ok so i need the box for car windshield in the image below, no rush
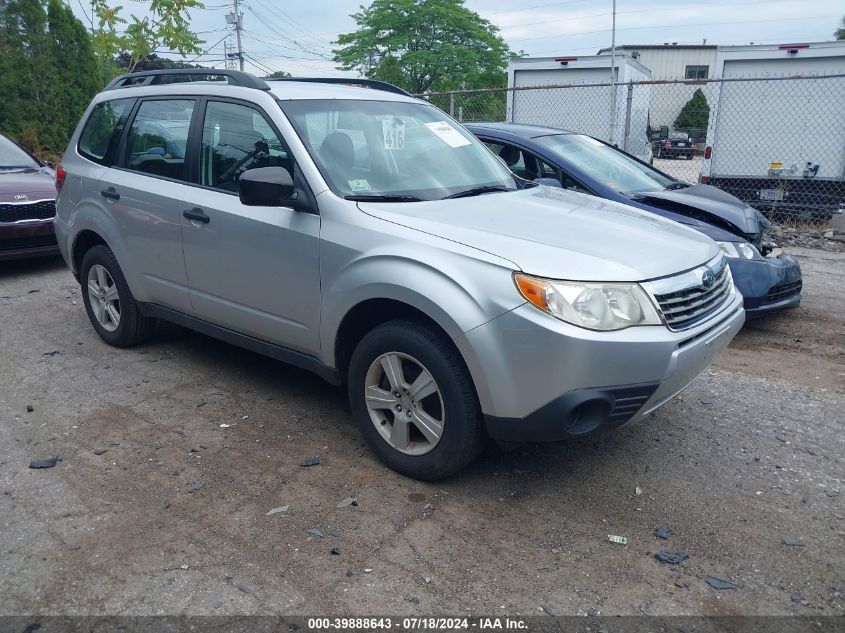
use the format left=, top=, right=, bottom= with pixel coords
left=0, top=135, right=39, bottom=170
left=534, top=133, right=675, bottom=193
left=279, top=99, right=518, bottom=200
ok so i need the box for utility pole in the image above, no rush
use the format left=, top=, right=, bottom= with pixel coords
left=226, top=0, right=244, bottom=71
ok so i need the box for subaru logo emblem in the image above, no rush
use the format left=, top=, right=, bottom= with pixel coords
left=701, top=269, right=715, bottom=288
left=13, top=193, right=28, bottom=200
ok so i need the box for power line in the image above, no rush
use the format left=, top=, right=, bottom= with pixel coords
left=509, top=13, right=840, bottom=42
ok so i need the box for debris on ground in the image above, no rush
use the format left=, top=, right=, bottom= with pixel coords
left=654, top=549, right=689, bottom=565
left=675, top=581, right=691, bottom=589
left=219, top=474, right=234, bottom=484
left=185, top=481, right=205, bottom=493
left=706, top=575, right=738, bottom=590
left=29, top=455, right=60, bottom=469
left=266, top=506, right=289, bottom=516
left=93, top=448, right=107, bottom=456
left=300, top=455, right=320, bottom=467
left=337, top=496, right=358, bottom=508
left=782, top=537, right=806, bottom=546
left=307, top=528, right=340, bottom=539
left=370, top=543, right=381, bottom=554
left=539, top=604, right=554, bottom=616
left=219, top=423, right=232, bottom=429
left=607, top=535, right=627, bottom=545
left=363, top=568, right=373, bottom=573
left=26, top=405, right=33, bottom=413
left=587, top=608, right=599, bottom=616
left=330, top=547, right=340, bottom=555
left=635, top=487, right=643, bottom=496
left=655, top=525, right=674, bottom=540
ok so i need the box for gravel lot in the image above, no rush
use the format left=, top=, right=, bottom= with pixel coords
left=652, top=155, right=703, bottom=183
left=1, top=247, right=843, bottom=616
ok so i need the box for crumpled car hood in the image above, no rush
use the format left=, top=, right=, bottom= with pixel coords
left=632, top=183, right=768, bottom=239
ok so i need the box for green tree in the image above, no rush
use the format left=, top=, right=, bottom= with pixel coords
left=674, top=88, right=710, bottom=134
left=0, top=0, right=100, bottom=158
left=835, top=15, right=845, bottom=39
left=91, top=0, right=205, bottom=77
left=268, top=69, right=292, bottom=78
left=333, top=0, right=511, bottom=94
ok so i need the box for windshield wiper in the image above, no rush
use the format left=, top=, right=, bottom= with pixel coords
left=442, top=185, right=512, bottom=200
left=344, top=194, right=423, bottom=202
left=664, top=182, right=691, bottom=190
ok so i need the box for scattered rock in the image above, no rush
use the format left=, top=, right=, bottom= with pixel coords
left=337, top=496, right=358, bottom=508
left=654, top=549, right=689, bottom=565
left=93, top=448, right=107, bottom=456
left=422, top=503, right=432, bottom=512
left=345, top=570, right=353, bottom=577
left=307, top=528, right=326, bottom=538
left=330, top=547, right=341, bottom=555
left=675, top=581, right=691, bottom=589
left=266, top=506, right=288, bottom=516
left=655, top=525, right=674, bottom=540
left=29, top=455, right=60, bottom=469
left=782, top=537, right=805, bottom=546
left=26, top=405, right=34, bottom=413
left=219, top=423, right=231, bottom=429
left=408, top=596, right=420, bottom=605
left=539, top=604, right=554, bottom=616
left=587, top=608, right=598, bottom=616
left=42, top=350, right=61, bottom=356
left=791, top=594, right=805, bottom=604
left=706, top=575, right=738, bottom=590
left=635, top=487, right=643, bottom=496
left=300, top=455, right=320, bottom=467
left=363, top=568, right=373, bottom=573
left=219, top=474, right=234, bottom=484
left=185, top=481, right=205, bottom=493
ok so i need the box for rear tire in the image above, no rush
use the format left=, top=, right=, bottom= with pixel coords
left=347, top=320, right=485, bottom=480
left=80, top=245, right=156, bottom=347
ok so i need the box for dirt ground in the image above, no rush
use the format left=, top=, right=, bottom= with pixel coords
left=0, top=247, right=842, bottom=617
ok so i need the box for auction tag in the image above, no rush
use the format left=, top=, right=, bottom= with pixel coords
left=348, top=178, right=371, bottom=192
left=425, top=121, right=471, bottom=148
left=382, top=118, right=405, bottom=150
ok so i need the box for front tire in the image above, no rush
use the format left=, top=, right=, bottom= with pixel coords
left=347, top=320, right=485, bottom=480
left=80, top=245, right=156, bottom=347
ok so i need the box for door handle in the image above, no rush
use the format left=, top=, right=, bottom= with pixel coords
left=183, top=208, right=210, bottom=224
left=100, top=188, right=120, bottom=201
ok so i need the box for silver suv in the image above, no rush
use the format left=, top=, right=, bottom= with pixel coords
left=55, top=70, right=744, bottom=480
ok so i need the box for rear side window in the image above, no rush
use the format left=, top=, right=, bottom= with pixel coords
left=78, top=99, right=134, bottom=165
left=123, top=99, right=195, bottom=181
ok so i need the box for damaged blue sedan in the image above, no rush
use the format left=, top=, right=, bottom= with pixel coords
left=467, top=123, right=802, bottom=317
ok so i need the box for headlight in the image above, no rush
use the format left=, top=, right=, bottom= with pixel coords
left=514, top=274, right=662, bottom=331
left=718, top=241, right=757, bottom=259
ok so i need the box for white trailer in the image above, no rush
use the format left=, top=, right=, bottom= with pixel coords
left=700, top=41, right=845, bottom=220
left=506, top=55, right=653, bottom=163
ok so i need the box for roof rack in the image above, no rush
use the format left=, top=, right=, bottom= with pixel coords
left=104, top=69, right=270, bottom=91
left=266, top=77, right=411, bottom=97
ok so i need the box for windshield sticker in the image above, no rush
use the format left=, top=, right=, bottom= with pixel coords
left=382, top=118, right=406, bottom=150
left=424, top=121, right=471, bottom=148
left=348, top=178, right=371, bottom=192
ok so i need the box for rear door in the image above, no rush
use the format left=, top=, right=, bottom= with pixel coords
left=179, top=98, right=321, bottom=354
left=96, top=97, right=197, bottom=313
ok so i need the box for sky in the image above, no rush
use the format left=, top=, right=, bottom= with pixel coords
left=67, top=0, right=843, bottom=78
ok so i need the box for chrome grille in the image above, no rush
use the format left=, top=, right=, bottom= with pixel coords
left=0, top=199, right=56, bottom=223
left=650, top=257, right=733, bottom=331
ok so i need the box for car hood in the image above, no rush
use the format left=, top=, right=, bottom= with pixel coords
left=0, top=167, right=56, bottom=203
left=631, top=184, right=768, bottom=239
left=358, top=187, right=719, bottom=282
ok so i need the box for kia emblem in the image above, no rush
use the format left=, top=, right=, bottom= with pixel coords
left=13, top=193, right=28, bottom=200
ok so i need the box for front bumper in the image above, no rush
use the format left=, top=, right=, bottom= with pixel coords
left=456, top=292, right=744, bottom=443
left=0, top=219, right=58, bottom=261
left=728, top=252, right=802, bottom=316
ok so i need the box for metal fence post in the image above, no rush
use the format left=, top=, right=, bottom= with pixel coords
left=623, top=82, right=633, bottom=153
left=449, top=92, right=455, bottom=118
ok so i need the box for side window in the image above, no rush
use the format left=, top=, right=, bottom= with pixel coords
left=78, top=99, right=134, bottom=165
left=200, top=101, right=292, bottom=193
left=561, top=171, right=591, bottom=194
left=123, top=99, right=195, bottom=181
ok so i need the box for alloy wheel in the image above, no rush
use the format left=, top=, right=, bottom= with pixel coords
left=364, top=352, right=445, bottom=456
left=87, top=264, right=121, bottom=332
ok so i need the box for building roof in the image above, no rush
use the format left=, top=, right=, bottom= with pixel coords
left=598, top=44, right=718, bottom=51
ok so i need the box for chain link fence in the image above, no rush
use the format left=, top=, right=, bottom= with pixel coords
left=417, top=74, right=845, bottom=227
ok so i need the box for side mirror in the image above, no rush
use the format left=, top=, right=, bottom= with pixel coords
left=533, top=177, right=562, bottom=188
left=238, top=166, right=296, bottom=207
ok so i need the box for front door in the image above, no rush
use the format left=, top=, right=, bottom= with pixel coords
left=180, top=99, right=321, bottom=355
